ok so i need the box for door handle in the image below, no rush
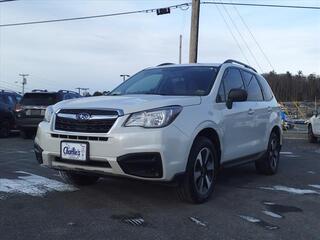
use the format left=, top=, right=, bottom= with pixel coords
left=267, top=107, right=272, bottom=113
left=248, top=109, right=255, bottom=115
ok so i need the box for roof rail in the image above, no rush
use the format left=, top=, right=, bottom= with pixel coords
left=157, top=63, right=175, bottom=67
left=32, top=89, right=48, bottom=92
left=223, top=59, right=257, bottom=72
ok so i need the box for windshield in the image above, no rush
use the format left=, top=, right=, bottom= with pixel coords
left=21, top=93, right=59, bottom=106
left=110, top=66, right=219, bottom=96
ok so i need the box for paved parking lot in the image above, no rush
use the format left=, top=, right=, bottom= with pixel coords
left=0, top=128, right=319, bottom=240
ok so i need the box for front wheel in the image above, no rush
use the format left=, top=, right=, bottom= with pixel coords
left=255, top=132, right=280, bottom=175
left=59, top=171, right=100, bottom=186
left=308, top=125, right=318, bottom=143
left=177, top=136, right=218, bottom=204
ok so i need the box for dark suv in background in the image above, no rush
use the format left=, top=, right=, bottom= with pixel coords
left=0, top=90, right=22, bottom=137
left=16, top=90, right=81, bottom=138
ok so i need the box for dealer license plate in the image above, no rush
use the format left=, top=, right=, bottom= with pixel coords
left=60, top=141, right=88, bottom=161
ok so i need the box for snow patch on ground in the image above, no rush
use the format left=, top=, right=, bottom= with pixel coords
left=260, top=185, right=320, bottom=195
left=239, top=215, right=261, bottom=223
left=309, top=185, right=320, bottom=189
left=280, top=152, right=293, bottom=155
left=262, top=210, right=283, bottom=219
left=189, top=217, right=207, bottom=227
left=0, top=171, right=78, bottom=198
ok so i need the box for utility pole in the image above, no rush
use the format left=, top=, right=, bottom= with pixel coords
left=120, top=74, right=130, bottom=82
left=179, top=34, right=182, bottom=64
left=189, top=0, right=200, bottom=63
left=19, top=74, right=29, bottom=95
left=75, top=87, right=89, bottom=96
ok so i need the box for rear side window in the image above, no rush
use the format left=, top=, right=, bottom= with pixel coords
left=222, top=68, right=245, bottom=97
left=0, top=95, right=7, bottom=104
left=7, top=95, right=16, bottom=105
left=241, top=70, right=264, bottom=101
left=21, top=93, right=59, bottom=106
left=0, top=95, right=10, bottom=105
left=257, top=75, right=273, bottom=101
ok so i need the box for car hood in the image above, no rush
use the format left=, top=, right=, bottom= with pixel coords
left=53, top=95, right=201, bottom=114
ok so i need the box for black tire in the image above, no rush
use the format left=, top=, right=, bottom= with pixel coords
left=59, top=170, right=100, bottom=186
left=308, top=124, right=318, bottom=143
left=255, top=132, right=280, bottom=175
left=0, top=120, right=10, bottom=138
left=177, top=136, right=218, bottom=204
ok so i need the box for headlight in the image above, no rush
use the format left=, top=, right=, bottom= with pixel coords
left=124, top=106, right=182, bottom=128
left=44, top=105, right=54, bottom=122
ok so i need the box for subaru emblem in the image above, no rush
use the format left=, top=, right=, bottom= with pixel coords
left=76, top=112, right=91, bottom=120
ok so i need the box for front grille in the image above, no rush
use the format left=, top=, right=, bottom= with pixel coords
left=55, top=109, right=119, bottom=133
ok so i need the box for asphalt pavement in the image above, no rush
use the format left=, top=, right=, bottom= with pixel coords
left=0, top=128, right=319, bottom=240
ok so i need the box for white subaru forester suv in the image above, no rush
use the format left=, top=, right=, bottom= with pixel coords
left=35, top=60, right=282, bottom=203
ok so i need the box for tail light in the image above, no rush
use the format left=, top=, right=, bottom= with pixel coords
left=15, top=103, right=23, bottom=112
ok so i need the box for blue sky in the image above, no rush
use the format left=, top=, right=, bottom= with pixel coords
left=0, top=0, right=319, bottom=93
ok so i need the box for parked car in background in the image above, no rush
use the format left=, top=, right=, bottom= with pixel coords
left=280, top=111, right=295, bottom=130
left=0, top=90, right=22, bottom=137
left=308, top=110, right=320, bottom=143
left=35, top=60, right=282, bottom=203
left=16, top=90, right=81, bottom=138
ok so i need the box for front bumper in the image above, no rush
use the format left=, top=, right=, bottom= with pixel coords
left=34, top=117, right=190, bottom=181
left=16, top=117, right=43, bottom=129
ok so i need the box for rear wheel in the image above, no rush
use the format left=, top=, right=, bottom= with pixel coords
left=255, top=132, right=280, bottom=175
left=308, top=124, right=318, bottom=143
left=177, top=136, right=218, bottom=203
left=59, top=170, right=100, bottom=186
left=0, top=120, right=10, bottom=138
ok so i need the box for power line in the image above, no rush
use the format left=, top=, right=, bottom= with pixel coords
left=1, top=1, right=319, bottom=27
left=214, top=3, right=251, bottom=65
left=219, top=1, right=263, bottom=72
left=0, top=3, right=191, bottom=27
left=0, top=80, right=31, bottom=92
left=202, top=2, right=320, bottom=10
left=230, top=3, right=275, bottom=70
left=0, top=0, right=18, bottom=3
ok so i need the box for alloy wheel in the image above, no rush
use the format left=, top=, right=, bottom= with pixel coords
left=194, top=147, right=214, bottom=195
left=269, top=137, right=279, bottom=170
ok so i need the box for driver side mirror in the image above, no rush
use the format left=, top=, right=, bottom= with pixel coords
left=226, top=88, right=248, bottom=109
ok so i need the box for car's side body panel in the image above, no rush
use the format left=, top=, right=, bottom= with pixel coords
left=310, top=115, right=320, bottom=136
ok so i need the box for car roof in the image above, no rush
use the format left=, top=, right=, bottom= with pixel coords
left=0, top=90, right=21, bottom=96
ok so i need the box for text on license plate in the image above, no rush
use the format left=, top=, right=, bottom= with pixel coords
left=61, top=141, right=88, bottom=161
